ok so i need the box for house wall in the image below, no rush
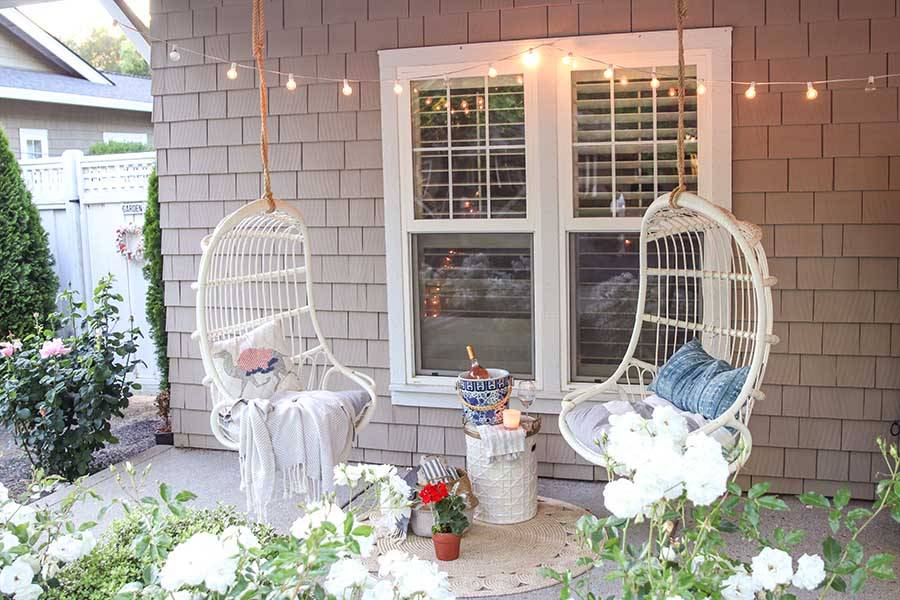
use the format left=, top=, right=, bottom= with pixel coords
left=151, top=0, right=900, bottom=499
left=1, top=99, right=153, bottom=159
left=0, top=25, right=57, bottom=73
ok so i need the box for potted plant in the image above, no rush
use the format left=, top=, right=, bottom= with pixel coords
left=418, top=481, right=469, bottom=561
left=154, top=389, right=174, bottom=445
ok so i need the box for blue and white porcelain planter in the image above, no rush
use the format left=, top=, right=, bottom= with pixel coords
left=457, top=368, right=512, bottom=426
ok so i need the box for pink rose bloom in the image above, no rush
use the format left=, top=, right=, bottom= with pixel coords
left=39, top=338, right=71, bottom=359
left=0, top=340, right=21, bottom=358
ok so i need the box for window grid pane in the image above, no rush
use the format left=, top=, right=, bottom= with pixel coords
left=412, top=74, right=526, bottom=220
left=573, top=66, right=698, bottom=218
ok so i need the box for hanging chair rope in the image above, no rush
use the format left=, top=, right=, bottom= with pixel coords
left=670, top=0, right=688, bottom=208
left=251, top=0, right=275, bottom=212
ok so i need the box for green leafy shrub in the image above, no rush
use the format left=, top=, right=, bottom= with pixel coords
left=142, top=169, right=168, bottom=394
left=46, top=504, right=275, bottom=600
left=0, top=276, right=141, bottom=480
left=0, top=128, right=58, bottom=337
left=86, top=140, right=153, bottom=155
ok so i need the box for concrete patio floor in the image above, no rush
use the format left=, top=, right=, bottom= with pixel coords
left=36, top=445, right=900, bottom=599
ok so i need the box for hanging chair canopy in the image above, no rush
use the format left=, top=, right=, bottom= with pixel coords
left=558, top=191, right=777, bottom=471
left=194, top=198, right=377, bottom=452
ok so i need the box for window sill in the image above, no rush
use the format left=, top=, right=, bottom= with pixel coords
left=389, top=382, right=619, bottom=414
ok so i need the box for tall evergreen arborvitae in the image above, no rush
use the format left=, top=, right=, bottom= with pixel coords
left=142, top=168, right=168, bottom=389
left=0, top=128, right=58, bottom=337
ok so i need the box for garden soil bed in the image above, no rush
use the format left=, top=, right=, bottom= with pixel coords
left=0, top=395, right=158, bottom=497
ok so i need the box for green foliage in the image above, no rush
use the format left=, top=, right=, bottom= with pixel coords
left=431, top=491, right=469, bottom=536
left=0, top=128, right=58, bottom=337
left=0, top=276, right=141, bottom=480
left=46, top=504, right=275, bottom=600
left=86, top=140, right=153, bottom=155
left=142, top=169, right=167, bottom=393
left=68, top=28, right=150, bottom=76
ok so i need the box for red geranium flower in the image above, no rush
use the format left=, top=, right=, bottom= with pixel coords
left=418, top=481, right=449, bottom=505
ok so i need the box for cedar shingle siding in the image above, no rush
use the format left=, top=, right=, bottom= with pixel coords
left=151, top=0, right=900, bottom=499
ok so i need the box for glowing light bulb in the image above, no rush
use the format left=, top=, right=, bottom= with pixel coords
left=393, top=80, right=403, bottom=95
left=619, top=75, right=629, bottom=86
left=603, top=65, right=614, bottom=79
left=668, top=87, right=677, bottom=97
left=286, top=74, right=297, bottom=91
left=865, top=75, right=876, bottom=92
left=342, top=79, right=353, bottom=96
left=522, top=48, right=539, bottom=68
left=562, top=52, right=574, bottom=66
left=168, top=44, right=181, bottom=62
left=516, top=75, right=523, bottom=84
left=488, top=65, right=498, bottom=78
left=805, top=81, right=818, bottom=100
left=226, top=62, right=238, bottom=80
left=744, top=81, right=757, bottom=99
left=697, top=81, right=707, bottom=95
left=650, top=70, right=660, bottom=89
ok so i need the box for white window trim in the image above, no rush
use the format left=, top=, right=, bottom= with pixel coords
left=19, top=128, right=48, bottom=159
left=379, top=28, right=732, bottom=412
left=103, top=132, right=149, bottom=144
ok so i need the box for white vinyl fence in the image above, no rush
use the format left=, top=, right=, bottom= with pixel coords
left=20, top=150, right=159, bottom=391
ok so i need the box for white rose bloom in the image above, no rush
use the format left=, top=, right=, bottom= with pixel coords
left=291, top=501, right=347, bottom=540
left=750, top=547, right=794, bottom=591
left=366, top=464, right=397, bottom=481
left=721, top=573, right=759, bottom=600
left=354, top=528, right=376, bottom=558
left=159, top=533, right=220, bottom=590
left=13, top=583, right=41, bottom=600
left=792, top=553, right=826, bottom=590
left=377, top=550, right=410, bottom=578
left=324, top=558, right=372, bottom=600
left=659, top=546, right=677, bottom=562
left=602, top=478, right=647, bottom=519
left=203, top=555, right=238, bottom=594
left=170, top=592, right=193, bottom=600
left=80, top=531, right=97, bottom=556
left=0, top=559, right=34, bottom=595
left=362, top=579, right=395, bottom=600
left=633, top=452, right=684, bottom=503
left=684, top=460, right=728, bottom=506
left=651, top=405, right=689, bottom=446
left=0, top=531, right=20, bottom=551
left=221, top=525, right=259, bottom=556
left=334, top=464, right=365, bottom=488
left=0, top=503, right=36, bottom=528
left=47, top=535, right=86, bottom=563
left=393, top=558, right=452, bottom=599
left=684, top=433, right=727, bottom=468
left=606, top=413, right=654, bottom=471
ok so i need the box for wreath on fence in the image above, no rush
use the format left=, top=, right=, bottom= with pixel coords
left=115, top=223, right=144, bottom=261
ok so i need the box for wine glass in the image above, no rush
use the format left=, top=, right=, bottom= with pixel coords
left=517, top=380, right=536, bottom=417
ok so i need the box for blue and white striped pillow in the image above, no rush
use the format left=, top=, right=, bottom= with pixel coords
left=649, top=339, right=750, bottom=420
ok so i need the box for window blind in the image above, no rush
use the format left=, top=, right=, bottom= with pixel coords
left=573, top=66, right=699, bottom=218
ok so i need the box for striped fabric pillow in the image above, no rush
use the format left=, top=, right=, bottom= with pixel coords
left=649, top=339, right=750, bottom=420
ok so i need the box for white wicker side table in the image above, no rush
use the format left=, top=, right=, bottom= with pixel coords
left=464, top=417, right=540, bottom=525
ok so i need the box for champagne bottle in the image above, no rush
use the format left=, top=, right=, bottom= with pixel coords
left=465, top=345, right=490, bottom=379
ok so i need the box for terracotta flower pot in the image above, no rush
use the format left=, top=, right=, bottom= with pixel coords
left=432, top=532, right=461, bottom=561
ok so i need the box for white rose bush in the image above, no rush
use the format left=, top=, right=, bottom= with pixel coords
left=0, top=472, right=99, bottom=599
left=543, top=407, right=900, bottom=599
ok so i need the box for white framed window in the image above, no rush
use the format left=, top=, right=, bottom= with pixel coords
left=102, top=132, right=149, bottom=144
left=379, top=29, right=732, bottom=411
left=19, top=128, right=48, bottom=159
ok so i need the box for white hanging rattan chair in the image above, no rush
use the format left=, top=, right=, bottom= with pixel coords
left=559, top=191, right=778, bottom=472
left=194, top=197, right=377, bottom=454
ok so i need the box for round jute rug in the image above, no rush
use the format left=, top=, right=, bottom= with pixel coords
left=369, top=498, right=592, bottom=597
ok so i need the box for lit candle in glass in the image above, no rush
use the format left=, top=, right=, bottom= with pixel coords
left=502, top=409, right=521, bottom=430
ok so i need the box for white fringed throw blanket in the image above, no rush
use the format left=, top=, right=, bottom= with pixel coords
left=239, top=389, right=355, bottom=521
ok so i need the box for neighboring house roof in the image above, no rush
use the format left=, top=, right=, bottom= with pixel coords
left=0, top=7, right=151, bottom=112
left=0, top=66, right=151, bottom=111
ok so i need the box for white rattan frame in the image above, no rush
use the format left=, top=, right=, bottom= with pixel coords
left=194, top=198, right=377, bottom=452
left=558, top=191, right=777, bottom=471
